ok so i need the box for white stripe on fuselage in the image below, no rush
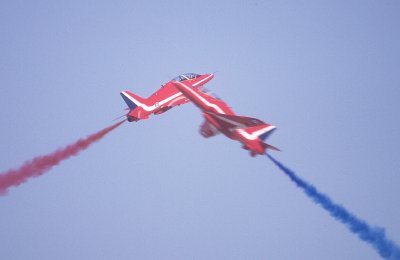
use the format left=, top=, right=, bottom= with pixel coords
left=211, top=113, right=247, bottom=128
left=175, top=82, right=225, bottom=114
left=122, top=91, right=182, bottom=112
left=122, top=75, right=212, bottom=112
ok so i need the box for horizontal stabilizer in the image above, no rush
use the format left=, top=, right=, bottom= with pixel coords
left=263, top=142, right=281, bottom=152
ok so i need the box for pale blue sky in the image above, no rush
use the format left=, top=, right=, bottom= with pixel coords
left=1, top=1, right=400, bottom=259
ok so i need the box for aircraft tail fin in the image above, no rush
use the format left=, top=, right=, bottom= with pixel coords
left=120, top=91, right=146, bottom=110
left=258, top=126, right=276, bottom=141
left=242, top=124, right=276, bottom=141
left=243, top=124, right=281, bottom=152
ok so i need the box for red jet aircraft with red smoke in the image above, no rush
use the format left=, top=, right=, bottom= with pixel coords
left=120, top=73, right=214, bottom=122
left=173, top=81, right=280, bottom=157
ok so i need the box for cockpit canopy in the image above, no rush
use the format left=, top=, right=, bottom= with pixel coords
left=173, top=73, right=201, bottom=82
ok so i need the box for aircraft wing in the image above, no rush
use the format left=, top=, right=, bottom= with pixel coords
left=163, top=95, right=189, bottom=107
left=148, top=82, right=191, bottom=114
left=205, top=112, right=267, bottom=128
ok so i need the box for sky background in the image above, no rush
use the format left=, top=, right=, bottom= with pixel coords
left=1, top=1, right=400, bottom=259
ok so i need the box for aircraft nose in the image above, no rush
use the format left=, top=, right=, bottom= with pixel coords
left=204, top=73, right=214, bottom=82
left=193, top=73, right=215, bottom=87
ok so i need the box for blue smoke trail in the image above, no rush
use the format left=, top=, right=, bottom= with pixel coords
left=266, top=153, right=400, bottom=259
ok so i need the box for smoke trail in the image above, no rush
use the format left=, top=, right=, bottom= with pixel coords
left=0, top=120, right=125, bottom=195
left=266, top=153, right=400, bottom=260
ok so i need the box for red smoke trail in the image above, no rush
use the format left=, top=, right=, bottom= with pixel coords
left=0, top=120, right=125, bottom=195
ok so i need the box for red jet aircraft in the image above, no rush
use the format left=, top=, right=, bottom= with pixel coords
left=173, top=81, right=280, bottom=157
left=121, top=73, right=214, bottom=122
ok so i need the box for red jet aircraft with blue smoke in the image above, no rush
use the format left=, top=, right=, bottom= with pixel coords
left=120, top=73, right=214, bottom=122
left=173, top=81, right=280, bottom=157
